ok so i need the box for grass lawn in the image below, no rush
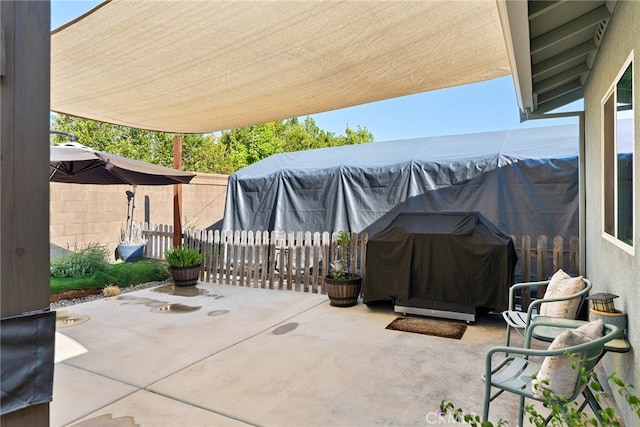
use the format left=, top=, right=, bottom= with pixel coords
left=50, top=260, right=170, bottom=294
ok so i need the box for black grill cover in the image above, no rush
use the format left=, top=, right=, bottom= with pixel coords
left=363, top=212, right=517, bottom=310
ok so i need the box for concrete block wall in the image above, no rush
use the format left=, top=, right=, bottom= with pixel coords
left=50, top=173, right=228, bottom=259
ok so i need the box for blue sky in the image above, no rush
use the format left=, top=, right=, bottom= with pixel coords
left=52, top=1, right=580, bottom=142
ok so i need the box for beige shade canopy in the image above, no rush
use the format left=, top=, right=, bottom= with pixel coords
left=51, top=0, right=510, bottom=134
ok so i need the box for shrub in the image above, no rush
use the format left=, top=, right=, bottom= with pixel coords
left=102, top=284, right=121, bottom=297
left=50, top=261, right=170, bottom=294
left=165, top=246, right=203, bottom=267
left=50, top=243, right=110, bottom=278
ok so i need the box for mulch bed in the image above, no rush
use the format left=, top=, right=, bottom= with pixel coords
left=50, top=288, right=103, bottom=304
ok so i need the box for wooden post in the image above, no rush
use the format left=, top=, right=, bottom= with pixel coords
left=173, top=136, right=183, bottom=247
left=1, top=1, right=52, bottom=424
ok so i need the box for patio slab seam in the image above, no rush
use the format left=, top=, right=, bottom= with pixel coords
left=135, top=389, right=257, bottom=427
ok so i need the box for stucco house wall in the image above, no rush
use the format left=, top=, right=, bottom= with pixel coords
left=50, top=173, right=228, bottom=259
left=583, top=0, right=639, bottom=422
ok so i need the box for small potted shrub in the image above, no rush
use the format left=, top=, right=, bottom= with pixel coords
left=165, top=246, right=203, bottom=287
left=324, top=231, right=362, bottom=307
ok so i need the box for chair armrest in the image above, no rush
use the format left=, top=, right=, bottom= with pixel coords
left=507, top=280, right=551, bottom=309
left=486, top=322, right=620, bottom=377
left=524, top=279, right=593, bottom=319
left=525, top=318, right=618, bottom=348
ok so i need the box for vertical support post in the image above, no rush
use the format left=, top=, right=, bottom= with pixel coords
left=577, top=112, right=586, bottom=275
left=1, top=1, right=52, bottom=424
left=173, top=135, right=183, bottom=248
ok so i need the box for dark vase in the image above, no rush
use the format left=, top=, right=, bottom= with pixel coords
left=169, top=264, right=201, bottom=287
left=324, top=274, right=363, bottom=307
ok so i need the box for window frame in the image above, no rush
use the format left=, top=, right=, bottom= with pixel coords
left=601, top=52, right=635, bottom=254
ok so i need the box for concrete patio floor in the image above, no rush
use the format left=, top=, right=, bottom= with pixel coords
left=52, top=282, right=524, bottom=426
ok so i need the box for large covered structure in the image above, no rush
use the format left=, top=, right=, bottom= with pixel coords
left=223, top=123, right=579, bottom=241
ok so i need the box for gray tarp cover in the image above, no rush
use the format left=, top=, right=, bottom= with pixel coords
left=222, top=123, right=578, bottom=240
left=1, top=310, right=55, bottom=415
left=363, top=212, right=517, bottom=309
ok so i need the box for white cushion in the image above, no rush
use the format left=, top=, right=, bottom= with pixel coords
left=532, top=319, right=604, bottom=398
left=539, top=269, right=585, bottom=318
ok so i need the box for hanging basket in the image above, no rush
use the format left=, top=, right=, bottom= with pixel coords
left=324, top=274, right=362, bottom=307
left=169, top=264, right=201, bottom=287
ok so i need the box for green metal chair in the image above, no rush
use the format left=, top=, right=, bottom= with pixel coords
left=483, top=319, right=619, bottom=426
left=502, top=277, right=592, bottom=346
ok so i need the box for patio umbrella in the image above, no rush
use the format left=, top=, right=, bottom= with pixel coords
left=49, top=143, right=195, bottom=185
left=50, top=142, right=196, bottom=256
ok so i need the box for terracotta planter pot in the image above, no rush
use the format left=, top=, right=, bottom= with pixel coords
left=324, top=274, right=362, bottom=307
left=169, top=264, right=201, bottom=287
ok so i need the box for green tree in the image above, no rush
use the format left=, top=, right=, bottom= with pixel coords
left=217, top=117, right=374, bottom=170
left=51, top=114, right=374, bottom=174
left=51, top=114, right=215, bottom=171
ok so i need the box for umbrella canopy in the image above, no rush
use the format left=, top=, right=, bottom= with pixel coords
left=49, top=143, right=195, bottom=185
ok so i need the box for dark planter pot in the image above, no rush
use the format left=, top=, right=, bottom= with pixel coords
left=169, top=264, right=202, bottom=287
left=324, top=274, right=362, bottom=307
left=117, top=244, right=145, bottom=263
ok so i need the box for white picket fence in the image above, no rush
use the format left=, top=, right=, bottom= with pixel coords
left=182, top=229, right=367, bottom=294
left=140, top=221, right=579, bottom=298
left=141, top=222, right=367, bottom=294
left=141, top=222, right=174, bottom=260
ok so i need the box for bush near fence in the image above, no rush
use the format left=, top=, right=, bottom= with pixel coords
left=140, top=221, right=578, bottom=300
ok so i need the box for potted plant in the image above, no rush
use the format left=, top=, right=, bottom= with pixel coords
left=165, top=246, right=203, bottom=287
left=116, top=185, right=147, bottom=262
left=324, top=231, right=363, bottom=307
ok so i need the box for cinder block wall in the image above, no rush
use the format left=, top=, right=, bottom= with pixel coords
left=50, top=173, right=228, bottom=259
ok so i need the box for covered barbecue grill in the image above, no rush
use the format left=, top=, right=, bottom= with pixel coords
left=363, top=212, right=517, bottom=322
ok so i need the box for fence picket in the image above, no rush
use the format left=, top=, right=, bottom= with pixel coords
left=233, top=230, right=241, bottom=285
left=536, top=235, right=547, bottom=283
left=570, top=236, right=579, bottom=274
left=212, top=230, right=220, bottom=283
left=277, top=232, right=286, bottom=290
left=303, top=232, right=311, bottom=293
left=268, top=231, right=277, bottom=289
left=258, top=231, right=267, bottom=288
left=203, top=230, right=211, bottom=282
left=294, top=232, right=303, bottom=291
left=553, top=236, right=564, bottom=272
left=311, top=232, right=321, bottom=293
left=226, top=231, right=233, bottom=285
left=238, top=230, right=247, bottom=286
left=246, top=230, right=253, bottom=285
left=321, top=232, right=330, bottom=294
left=286, top=231, right=294, bottom=291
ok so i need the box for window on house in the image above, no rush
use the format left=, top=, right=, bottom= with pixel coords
left=603, top=58, right=634, bottom=248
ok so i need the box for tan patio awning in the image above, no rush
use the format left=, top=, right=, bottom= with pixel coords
left=51, top=0, right=510, bottom=134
